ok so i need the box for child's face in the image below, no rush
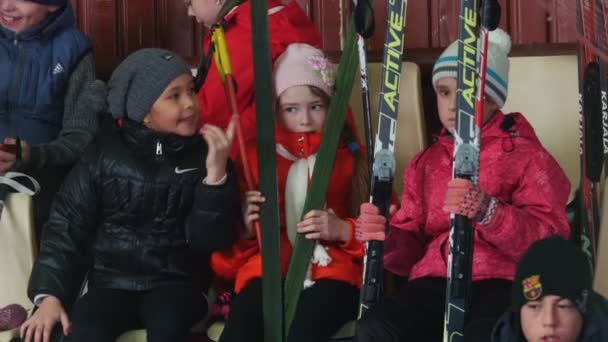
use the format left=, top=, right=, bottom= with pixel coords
left=277, top=85, right=327, bottom=134
left=0, top=0, right=58, bottom=33
left=185, top=0, right=222, bottom=28
left=144, top=74, right=200, bottom=137
left=520, top=295, right=583, bottom=342
left=435, top=77, right=499, bottom=134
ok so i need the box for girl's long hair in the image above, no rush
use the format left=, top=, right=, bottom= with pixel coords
left=278, top=85, right=369, bottom=218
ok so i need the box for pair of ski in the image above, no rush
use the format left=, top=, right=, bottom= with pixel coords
left=356, top=1, right=501, bottom=342
left=575, top=0, right=608, bottom=278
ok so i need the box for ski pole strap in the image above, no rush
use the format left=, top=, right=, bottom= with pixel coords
left=354, top=0, right=375, bottom=38
left=283, top=19, right=360, bottom=333
left=250, top=0, right=284, bottom=340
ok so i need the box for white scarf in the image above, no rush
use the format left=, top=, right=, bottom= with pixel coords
left=277, top=144, right=332, bottom=289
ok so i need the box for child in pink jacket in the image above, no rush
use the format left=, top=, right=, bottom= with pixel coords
left=354, top=29, right=571, bottom=342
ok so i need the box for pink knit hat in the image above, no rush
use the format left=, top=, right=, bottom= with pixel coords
left=274, top=43, right=335, bottom=98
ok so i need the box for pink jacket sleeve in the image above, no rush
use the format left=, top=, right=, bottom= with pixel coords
left=383, top=158, right=426, bottom=277
left=476, top=151, right=571, bottom=261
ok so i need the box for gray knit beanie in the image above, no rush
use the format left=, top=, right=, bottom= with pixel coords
left=107, top=48, right=192, bottom=122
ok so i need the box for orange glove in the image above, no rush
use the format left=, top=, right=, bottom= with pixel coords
left=443, top=178, right=493, bottom=222
left=355, top=203, right=398, bottom=242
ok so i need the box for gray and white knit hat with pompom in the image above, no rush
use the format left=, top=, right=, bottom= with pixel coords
left=432, top=28, right=512, bottom=107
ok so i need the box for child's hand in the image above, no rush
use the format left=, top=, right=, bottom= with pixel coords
left=355, top=203, right=397, bottom=242
left=242, top=190, right=265, bottom=240
left=443, top=178, right=492, bottom=222
left=20, top=296, right=70, bottom=342
left=200, top=115, right=236, bottom=183
left=0, top=138, right=30, bottom=173
left=297, top=209, right=351, bottom=243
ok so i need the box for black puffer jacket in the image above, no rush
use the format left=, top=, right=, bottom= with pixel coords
left=28, top=120, right=239, bottom=304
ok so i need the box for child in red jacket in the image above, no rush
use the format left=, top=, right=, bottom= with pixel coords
left=186, top=0, right=321, bottom=146
left=354, top=29, right=571, bottom=341
left=212, top=43, right=367, bottom=342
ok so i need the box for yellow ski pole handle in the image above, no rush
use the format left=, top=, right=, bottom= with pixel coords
left=211, top=22, right=261, bottom=248
left=212, top=25, right=233, bottom=84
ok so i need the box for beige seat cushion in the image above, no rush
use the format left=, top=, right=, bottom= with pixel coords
left=0, top=193, right=37, bottom=313
left=207, top=321, right=224, bottom=342
left=349, top=62, right=427, bottom=197
left=501, top=55, right=579, bottom=202
left=116, top=329, right=147, bottom=342
left=0, top=328, right=19, bottom=342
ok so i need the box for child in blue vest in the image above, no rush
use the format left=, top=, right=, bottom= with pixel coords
left=0, top=0, right=96, bottom=238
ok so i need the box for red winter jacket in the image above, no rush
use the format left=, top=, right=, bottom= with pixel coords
left=384, top=111, right=571, bottom=281
left=197, top=0, right=321, bottom=145
left=211, top=127, right=365, bottom=293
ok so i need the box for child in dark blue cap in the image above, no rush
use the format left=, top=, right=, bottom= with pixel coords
left=492, top=236, right=608, bottom=342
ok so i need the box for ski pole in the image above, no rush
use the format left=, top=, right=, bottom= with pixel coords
left=212, top=24, right=262, bottom=248
left=354, top=0, right=375, bottom=178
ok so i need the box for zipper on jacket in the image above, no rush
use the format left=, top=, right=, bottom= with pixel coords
left=8, top=36, right=24, bottom=139
left=156, top=141, right=163, bottom=155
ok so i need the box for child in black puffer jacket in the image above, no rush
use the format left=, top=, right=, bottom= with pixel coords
left=21, top=48, right=240, bottom=342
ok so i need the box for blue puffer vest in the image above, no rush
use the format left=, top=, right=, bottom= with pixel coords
left=0, top=4, right=90, bottom=144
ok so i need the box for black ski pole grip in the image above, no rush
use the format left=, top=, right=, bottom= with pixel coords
left=354, top=0, right=375, bottom=39
left=481, top=0, right=501, bottom=30
left=583, top=61, right=604, bottom=182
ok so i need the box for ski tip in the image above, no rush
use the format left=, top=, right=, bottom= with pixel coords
left=481, top=0, right=502, bottom=31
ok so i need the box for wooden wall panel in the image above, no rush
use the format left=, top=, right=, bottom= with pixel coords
left=429, top=0, right=511, bottom=48
left=552, top=0, right=578, bottom=43
left=120, top=0, right=157, bottom=55
left=510, top=0, right=550, bottom=44
left=75, top=0, right=579, bottom=81
left=402, top=0, right=430, bottom=49
left=310, top=0, right=348, bottom=54
left=430, top=0, right=456, bottom=48
left=78, top=0, right=121, bottom=79
left=157, top=0, right=203, bottom=63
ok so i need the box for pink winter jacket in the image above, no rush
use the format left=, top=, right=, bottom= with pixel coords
left=384, top=111, right=571, bottom=281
